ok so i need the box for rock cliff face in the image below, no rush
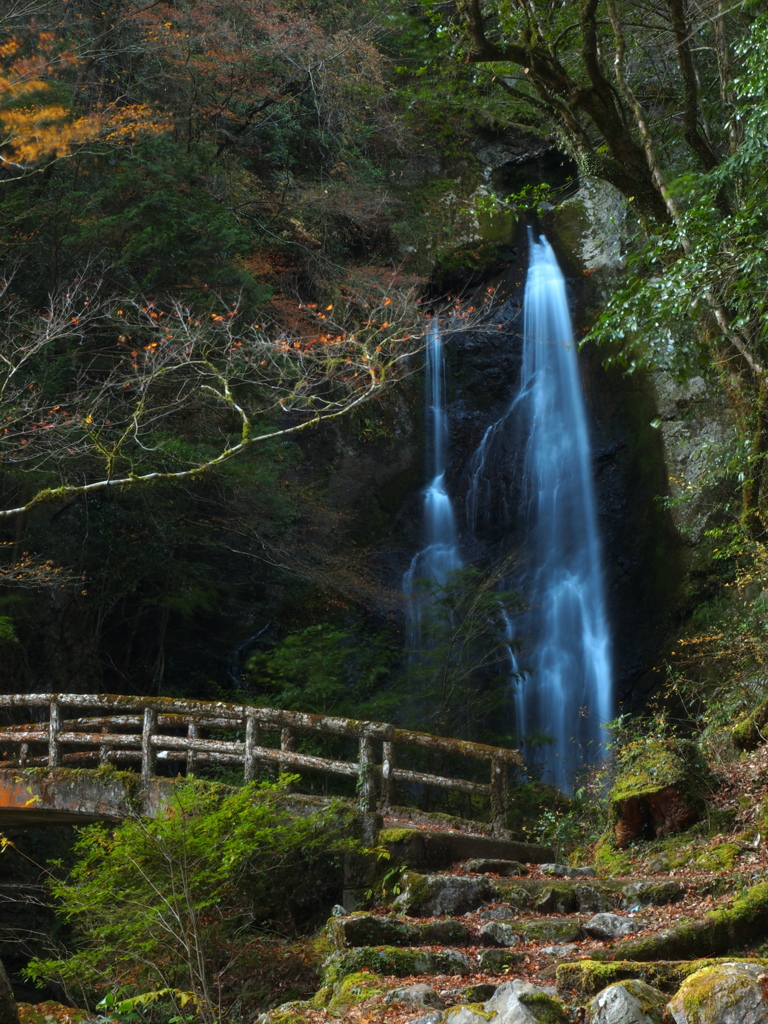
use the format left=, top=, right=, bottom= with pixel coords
left=276, top=151, right=728, bottom=722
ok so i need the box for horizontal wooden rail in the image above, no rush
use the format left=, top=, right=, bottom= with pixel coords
left=0, top=694, right=523, bottom=832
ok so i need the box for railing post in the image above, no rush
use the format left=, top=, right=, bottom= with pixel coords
left=490, top=755, right=508, bottom=835
left=357, top=731, right=376, bottom=816
left=19, top=742, right=28, bottom=768
left=99, top=726, right=110, bottom=766
left=381, top=739, right=395, bottom=813
left=48, top=700, right=61, bottom=768
left=244, top=713, right=259, bottom=784
left=141, top=707, right=157, bottom=789
left=186, top=722, right=198, bottom=776
left=279, top=727, right=295, bottom=782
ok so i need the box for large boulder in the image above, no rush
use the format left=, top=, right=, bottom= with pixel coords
left=667, top=961, right=768, bottom=1023
left=583, top=913, right=641, bottom=940
left=609, top=738, right=709, bottom=847
left=322, top=947, right=474, bottom=986
left=480, top=921, right=519, bottom=947
left=442, top=980, right=568, bottom=1024
left=485, top=980, right=569, bottom=1023
left=394, top=872, right=494, bottom=916
left=387, top=984, right=445, bottom=1009
left=587, top=980, right=668, bottom=1024
left=622, top=881, right=685, bottom=910
left=328, top=914, right=418, bottom=949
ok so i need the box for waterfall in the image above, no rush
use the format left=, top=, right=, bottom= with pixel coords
left=466, top=233, right=612, bottom=787
left=406, top=242, right=611, bottom=786
left=403, top=318, right=462, bottom=640
left=514, top=233, right=612, bottom=786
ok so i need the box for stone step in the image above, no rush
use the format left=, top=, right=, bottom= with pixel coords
left=392, top=870, right=685, bottom=917
left=555, top=956, right=768, bottom=1001
left=329, top=910, right=645, bottom=953
left=379, top=827, right=554, bottom=871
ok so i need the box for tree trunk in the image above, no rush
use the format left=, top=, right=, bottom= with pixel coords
left=0, top=960, right=19, bottom=1024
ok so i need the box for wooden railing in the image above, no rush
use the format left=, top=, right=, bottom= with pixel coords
left=0, top=694, right=523, bottom=832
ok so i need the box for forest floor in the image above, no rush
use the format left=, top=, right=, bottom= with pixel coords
left=14, top=741, right=768, bottom=1024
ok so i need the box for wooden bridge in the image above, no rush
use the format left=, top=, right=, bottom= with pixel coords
left=0, top=694, right=523, bottom=832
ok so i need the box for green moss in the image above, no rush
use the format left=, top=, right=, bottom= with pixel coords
left=322, top=946, right=471, bottom=987
left=394, top=871, right=432, bottom=915
left=446, top=1004, right=494, bottom=1021
left=732, top=696, right=768, bottom=751
left=593, top=836, right=634, bottom=877
left=692, top=842, right=740, bottom=872
left=325, top=971, right=386, bottom=1011
left=378, top=828, right=418, bottom=845
left=513, top=919, right=582, bottom=943
left=556, top=958, right=768, bottom=1000
left=518, top=992, right=569, bottom=1024
left=259, top=1000, right=315, bottom=1024
left=613, top=881, right=768, bottom=962
left=610, top=737, right=708, bottom=807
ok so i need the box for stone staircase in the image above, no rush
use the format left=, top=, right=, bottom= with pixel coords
left=257, top=817, right=768, bottom=1023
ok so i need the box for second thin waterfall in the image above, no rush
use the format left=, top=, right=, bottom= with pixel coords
left=515, top=233, right=612, bottom=786
left=404, top=317, right=462, bottom=641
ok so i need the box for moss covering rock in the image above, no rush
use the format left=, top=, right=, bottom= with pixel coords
left=327, top=914, right=418, bottom=949
left=556, top=958, right=768, bottom=1001
left=612, top=881, right=768, bottom=962
left=731, top=697, right=768, bottom=752
left=394, top=872, right=494, bottom=916
left=621, top=880, right=685, bottom=909
left=667, top=961, right=768, bottom=1023
left=609, top=738, right=710, bottom=848
left=586, top=979, right=668, bottom=1024
left=486, top=981, right=569, bottom=1024
left=322, top=946, right=474, bottom=988
left=477, top=949, right=524, bottom=972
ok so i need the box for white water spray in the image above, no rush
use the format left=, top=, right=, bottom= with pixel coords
left=403, top=319, right=462, bottom=637
left=516, top=233, right=612, bottom=785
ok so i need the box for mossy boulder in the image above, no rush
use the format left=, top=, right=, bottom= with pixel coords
left=621, top=880, right=685, bottom=909
left=254, top=1000, right=315, bottom=1024
left=394, top=872, right=494, bottom=916
left=667, top=961, right=768, bottom=1023
left=609, top=738, right=710, bottom=847
left=421, top=920, right=475, bottom=945
left=324, top=971, right=387, bottom=1012
left=586, top=979, right=668, bottom=1024
left=732, top=696, right=768, bottom=752
left=477, top=948, right=525, bottom=972
left=322, top=946, right=474, bottom=987
left=613, top=881, right=768, bottom=962
left=556, top=957, right=768, bottom=1001
left=486, top=981, right=569, bottom=1024
left=328, top=914, right=418, bottom=949
left=690, top=843, right=740, bottom=872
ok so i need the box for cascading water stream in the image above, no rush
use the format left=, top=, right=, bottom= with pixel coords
left=403, top=319, right=462, bottom=642
left=467, top=232, right=612, bottom=787
left=516, top=233, right=612, bottom=786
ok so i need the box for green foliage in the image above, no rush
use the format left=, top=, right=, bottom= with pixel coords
left=534, top=786, right=604, bottom=863
left=245, top=620, right=399, bottom=720
left=0, top=617, right=18, bottom=645
left=24, top=778, right=358, bottom=1022
left=406, top=566, right=522, bottom=741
